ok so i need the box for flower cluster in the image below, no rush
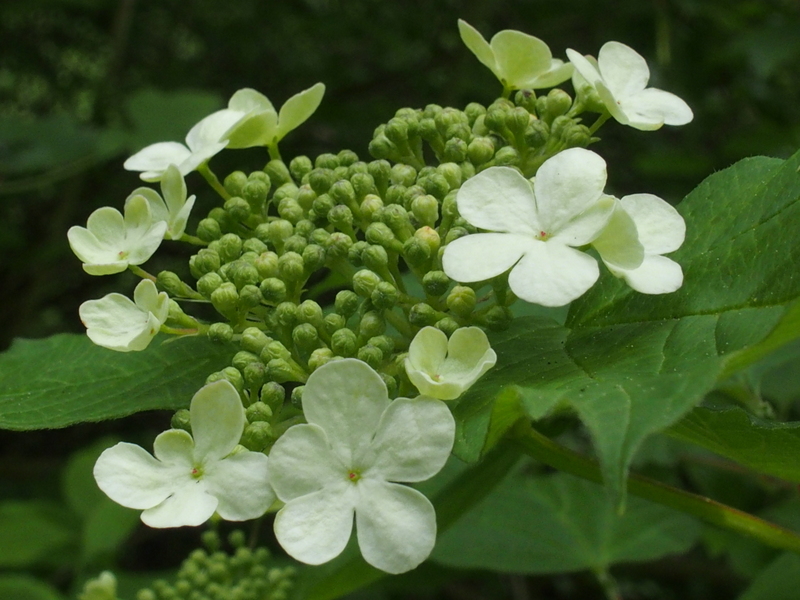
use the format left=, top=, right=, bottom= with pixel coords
left=73, top=17, right=692, bottom=581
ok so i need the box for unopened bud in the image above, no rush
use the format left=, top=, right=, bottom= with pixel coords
left=290, top=385, right=305, bottom=408
left=324, top=312, right=346, bottom=334
left=468, top=136, right=495, bottom=165
left=156, top=271, right=186, bottom=297
left=302, top=244, right=326, bottom=273
left=513, top=89, right=538, bottom=114
left=507, top=107, right=532, bottom=137
left=351, top=172, right=377, bottom=199
left=362, top=244, right=390, bottom=273
left=384, top=117, right=409, bottom=146
left=218, top=233, right=243, bottom=263
left=293, top=323, right=320, bottom=351
left=312, top=193, right=335, bottom=219
left=197, top=272, right=223, bottom=299
left=296, top=185, right=317, bottom=211
left=297, top=300, right=324, bottom=328
left=264, top=159, right=292, bottom=188
left=360, top=194, right=384, bottom=222
left=308, top=168, right=335, bottom=195
left=402, top=237, right=431, bottom=268
left=278, top=251, right=305, bottom=282
left=190, top=248, right=221, bottom=279
left=241, top=422, right=272, bottom=451
left=233, top=350, right=262, bottom=372
left=230, top=261, right=261, bottom=289
left=525, top=120, right=550, bottom=148
left=243, top=360, right=266, bottom=391
left=371, top=281, right=398, bottom=310
left=207, top=366, right=244, bottom=394
left=263, top=340, right=292, bottom=362
left=326, top=232, right=353, bottom=260
left=480, top=305, right=513, bottom=330
left=207, top=322, right=234, bottom=344
left=411, top=195, right=439, bottom=228
left=493, top=145, right=520, bottom=167
left=368, top=160, right=391, bottom=194
left=390, top=164, right=417, bottom=187
left=327, top=204, right=354, bottom=230
left=331, top=328, right=358, bottom=357
left=241, top=327, right=272, bottom=355
left=243, top=179, right=270, bottom=211
left=254, top=251, right=279, bottom=278
left=243, top=238, right=269, bottom=255
left=366, top=222, right=403, bottom=252
left=274, top=301, right=298, bottom=328
left=290, top=155, right=314, bottom=181
left=357, top=344, right=383, bottom=369
left=308, top=347, right=334, bottom=371
left=422, top=270, right=451, bottom=297
left=443, top=137, right=468, bottom=162
left=315, top=153, right=339, bottom=169
left=435, top=317, right=461, bottom=337
left=348, top=240, right=369, bottom=266
left=196, top=218, right=222, bottom=242
left=335, top=290, right=360, bottom=317
left=260, top=381, right=285, bottom=407
left=211, top=282, right=239, bottom=317
left=277, top=198, right=304, bottom=224
left=359, top=310, right=385, bottom=338
left=338, top=149, right=359, bottom=167
left=238, top=284, right=263, bottom=309
left=381, top=204, right=414, bottom=241
left=446, top=285, right=477, bottom=317
left=420, top=173, right=450, bottom=201
left=283, top=234, right=308, bottom=254
left=536, top=88, right=572, bottom=124
left=368, top=134, right=397, bottom=161
left=409, top=302, right=438, bottom=327
left=260, top=277, right=287, bottom=304
left=352, top=269, right=382, bottom=298
left=224, top=171, right=248, bottom=197
left=171, top=408, right=192, bottom=433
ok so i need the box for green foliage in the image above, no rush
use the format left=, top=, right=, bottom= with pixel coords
left=0, top=501, right=76, bottom=568
left=0, top=575, right=65, bottom=600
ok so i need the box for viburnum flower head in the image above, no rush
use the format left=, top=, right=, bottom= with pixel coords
left=268, top=358, right=456, bottom=574
left=458, top=19, right=572, bottom=92
left=127, top=164, right=196, bottom=240
left=67, top=195, right=167, bottom=275
left=94, top=380, right=273, bottom=528
left=405, top=326, right=497, bottom=400
left=442, top=148, right=623, bottom=307
left=79, top=279, right=169, bottom=352
left=566, top=41, right=693, bottom=131
left=592, top=194, right=685, bottom=293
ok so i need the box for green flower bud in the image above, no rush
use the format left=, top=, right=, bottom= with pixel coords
left=296, top=299, right=324, bottom=328
left=371, top=281, right=398, bottom=310
left=325, top=232, right=353, bottom=260
left=239, top=284, right=263, bottom=309
left=224, top=196, right=251, bottom=222
left=243, top=238, right=269, bottom=255
left=563, top=123, right=591, bottom=149
left=252, top=252, right=278, bottom=280
left=263, top=340, right=292, bottom=363
left=137, top=590, right=158, bottom=600
left=329, top=179, right=356, bottom=206
left=217, top=233, right=243, bottom=264
left=154, top=270, right=183, bottom=297
left=290, top=155, right=314, bottom=181
left=537, top=88, right=573, bottom=124
left=211, top=282, right=239, bottom=317
left=366, top=222, right=403, bottom=252
left=246, top=401, right=273, bottom=423
left=260, top=381, right=286, bottom=407
left=484, top=106, right=510, bottom=136
left=351, top=172, right=377, bottom=199
left=402, top=184, right=426, bottom=210
left=266, top=356, right=306, bottom=383
left=357, top=344, right=383, bottom=369
left=278, top=198, right=304, bottom=224
left=415, top=225, right=441, bottom=255
left=381, top=373, right=397, bottom=397
left=460, top=160, right=476, bottom=180
left=467, top=136, right=496, bottom=165
left=171, top=408, right=191, bottom=433
left=368, top=335, right=394, bottom=356
left=189, top=248, right=221, bottom=279
left=241, top=421, right=272, bottom=451
left=312, top=193, right=335, bottom=219
left=239, top=250, right=259, bottom=265
left=360, top=194, right=384, bottom=222
left=525, top=120, right=550, bottom=148
left=362, top=244, right=390, bottom=274
left=331, top=328, right=358, bottom=357
left=240, top=327, right=272, bottom=355
left=265, top=220, right=292, bottom=250
left=274, top=301, right=298, bottom=328
left=507, top=106, right=532, bottom=137
left=445, top=225, right=469, bottom=245
left=273, top=180, right=299, bottom=202
left=231, top=260, right=261, bottom=289
left=308, top=347, right=334, bottom=371
left=422, top=270, right=451, bottom=297
left=283, top=234, right=308, bottom=254
left=420, top=173, right=450, bottom=200
left=442, top=137, right=468, bottom=163
left=327, top=204, right=354, bottom=230
left=335, top=290, right=359, bottom=317
left=249, top=170, right=271, bottom=184
left=333, top=166, right=350, bottom=180
left=423, top=103, right=443, bottom=119
left=197, top=272, right=223, bottom=299
left=348, top=240, right=369, bottom=266
left=265, top=159, right=292, bottom=188
left=315, top=153, right=339, bottom=169
left=368, top=160, right=391, bottom=194
left=233, top=350, right=261, bottom=372
left=381, top=204, right=414, bottom=241
left=290, top=385, right=305, bottom=408
left=243, top=360, right=266, bottom=391
left=224, top=171, right=248, bottom=197
left=402, top=237, right=431, bottom=268
left=207, top=322, right=234, bottom=344
left=417, top=118, right=440, bottom=146
left=464, top=101, right=487, bottom=125
left=296, top=185, right=317, bottom=211
left=293, top=219, right=313, bottom=238
left=390, top=163, right=417, bottom=187
left=302, top=244, right=326, bottom=273
left=435, top=317, right=461, bottom=337
left=446, top=285, right=477, bottom=317
left=493, top=145, right=520, bottom=167
left=309, top=228, right=330, bottom=247
left=278, top=251, right=305, bottom=283
left=435, top=107, right=467, bottom=136
left=243, top=179, right=270, bottom=211
left=409, top=302, right=438, bottom=326
left=292, top=323, right=320, bottom=351
left=384, top=117, right=409, bottom=146
left=435, top=161, right=461, bottom=188
left=352, top=268, right=382, bottom=298
left=196, top=217, right=222, bottom=242
left=209, top=366, right=245, bottom=394
left=260, top=277, right=287, bottom=304
left=337, top=149, right=359, bottom=166
left=359, top=310, right=385, bottom=338
left=308, top=168, right=335, bottom=195
left=480, top=305, right=513, bottom=330
left=411, top=195, right=439, bottom=228
left=368, top=134, right=397, bottom=161
left=418, top=166, right=436, bottom=178
left=324, top=312, right=346, bottom=334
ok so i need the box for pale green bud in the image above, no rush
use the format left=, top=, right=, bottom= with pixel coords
left=211, top=282, right=239, bottom=317
left=329, top=179, right=356, bottom=206
left=326, top=232, right=353, bottom=260
left=324, top=312, right=347, bottom=334
left=197, top=272, right=223, bottom=299
left=260, top=277, right=287, bottom=304
left=296, top=185, right=317, bottom=211
left=420, top=174, right=449, bottom=202
left=357, top=344, right=383, bottom=369
left=243, top=179, right=270, bottom=211
left=207, top=322, right=234, bottom=343
left=155, top=270, right=184, bottom=297
left=409, top=302, right=438, bottom=326
left=263, top=340, right=292, bottom=363
left=241, top=327, right=272, bottom=355
left=273, top=181, right=299, bottom=203
left=265, top=220, right=292, bottom=248
left=411, top=195, right=439, bottom=228
left=243, top=237, right=269, bottom=255
left=260, top=381, right=286, bottom=406
left=209, top=366, right=244, bottom=394
left=243, top=360, right=266, bottom=391
left=338, top=149, right=359, bottom=166
left=446, top=285, right=477, bottom=317
left=255, top=251, right=279, bottom=279
left=351, top=172, right=377, bottom=199
left=265, top=159, right=292, bottom=188
left=290, top=155, right=314, bottom=181
left=190, top=248, right=221, bottom=279
left=436, top=317, right=460, bottom=337
left=196, top=218, right=222, bottom=242
left=312, top=193, right=335, bottom=219
left=390, top=163, right=417, bottom=187
left=423, top=270, right=451, bottom=297
left=443, top=137, right=468, bottom=163
left=507, top=106, right=532, bottom=137
left=274, top=301, right=298, bottom=328
left=333, top=165, right=351, bottom=180
left=465, top=102, right=487, bottom=125
left=359, top=310, right=385, bottom=338
left=267, top=357, right=304, bottom=385
left=315, top=153, right=339, bottom=169
left=308, top=347, right=334, bottom=371
left=484, top=105, right=511, bottom=137
left=327, top=204, right=354, bottom=230
left=291, top=385, right=304, bottom=408
left=384, top=117, right=409, bottom=146
left=233, top=350, right=261, bottom=372
left=278, top=198, right=304, bottom=223
left=481, top=305, right=513, bottom=330
left=445, top=225, right=469, bottom=245
left=171, top=408, right=191, bottom=433
left=403, top=237, right=431, bottom=268
left=368, top=335, right=394, bottom=356
left=525, top=120, right=550, bottom=148
left=368, top=160, right=391, bottom=194
left=371, top=281, right=398, bottom=310
left=335, top=290, right=359, bottom=317
left=278, top=251, right=305, bottom=282
left=293, top=299, right=321, bottom=327
left=331, top=328, right=358, bottom=357
left=308, top=168, right=335, bottom=195
left=366, top=222, right=403, bottom=252
left=368, top=134, right=397, bottom=161
left=385, top=184, right=405, bottom=206
left=352, top=269, right=382, bottom=298
left=381, top=373, right=397, bottom=396
left=241, top=422, right=272, bottom=451
left=360, top=194, right=384, bottom=222
left=283, top=234, right=308, bottom=254
left=309, top=227, right=330, bottom=246
left=493, top=145, right=520, bottom=167
left=293, top=323, right=320, bottom=351
left=348, top=240, right=369, bottom=266
left=468, top=136, right=495, bottom=165
left=536, top=88, right=573, bottom=124
left=381, top=204, right=414, bottom=241
left=224, top=171, right=248, bottom=197
left=224, top=196, right=251, bottom=222
left=435, top=107, right=468, bottom=137
left=302, top=244, right=326, bottom=272
left=460, top=160, right=476, bottom=180
left=362, top=244, right=390, bottom=273
left=246, top=401, right=273, bottom=423
left=238, top=284, right=263, bottom=309
left=231, top=261, right=261, bottom=289
left=218, top=233, right=243, bottom=263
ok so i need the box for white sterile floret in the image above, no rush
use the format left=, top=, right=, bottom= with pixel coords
left=127, top=164, right=196, bottom=240
left=442, top=148, right=620, bottom=307
left=221, top=83, right=326, bottom=149
left=94, top=380, right=273, bottom=528
left=79, top=279, right=169, bottom=352
left=405, top=326, right=497, bottom=401
left=592, top=193, right=686, bottom=294
left=458, top=19, right=572, bottom=91
left=124, top=109, right=244, bottom=181
left=268, top=358, right=455, bottom=574
left=67, top=195, right=167, bottom=275
left=566, top=41, right=693, bottom=131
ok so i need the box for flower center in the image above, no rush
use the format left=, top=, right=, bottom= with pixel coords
left=537, top=230, right=549, bottom=241
left=347, top=469, right=362, bottom=483
left=191, top=466, right=204, bottom=480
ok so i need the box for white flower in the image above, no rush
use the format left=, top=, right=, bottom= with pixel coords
left=268, top=359, right=455, bottom=574
left=127, top=164, right=196, bottom=240
left=566, top=41, right=693, bottom=131
left=67, top=195, right=167, bottom=275
left=405, top=327, right=497, bottom=400
left=123, top=109, right=243, bottom=182
left=458, top=19, right=572, bottom=91
left=79, top=279, right=169, bottom=352
left=592, top=193, right=685, bottom=294
left=94, top=380, right=273, bottom=528
left=442, top=148, right=619, bottom=307
left=221, top=83, right=326, bottom=149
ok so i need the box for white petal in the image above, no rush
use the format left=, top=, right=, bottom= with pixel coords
left=534, top=149, right=607, bottom=233
left=94, top=442, right=182, bottom=509
left=152, top=429, right=194, bottom=467
left=277, top=83, right=326, bottom=141
left=365, top=397, right=455, bottom=482
left=565, top=49, right=603, bottom=87
left=140, top=479, right=218, bottom=528
left=205, top=452, right=273, bottom=521
left=224, top=111, right=278, bottom=148
left=302, top=359, right=389, bottom=463
left=620, top=193, right=686, bottom=254
left=167, top=195, right=195, bottom=240
left=551, top=195, right=616, bottom=247
left=490, top=30, right=552, bottom=90
left=185, top=109, right=243, bottom=153
left=177, top=141, right=229, bottom=174
left=524, top=59, right=574, bottom=89
left=439, top=327, right=497, bottom=388
left=133, top=279, right=170, bottom=323
left=67, top=226, right=123, bottom=273
left=508, top=242, right=599, bottom=306
left=274, top=482, right=356, bottom=565
left=456, top=166, right=539, bottom=235
left=79, top=293, right=160, bottom=351
left=614, top=254, right=684, bottom=294
left=268, top=424, right=346, bottom=502
left=597, top=41, right=650, bottom=99
left=124, top=143, right=191, bottom=178
left=619, top=88, right=694, bottom=130
left=457, top=20, right=498, bottom=78
left=121, top=196, right=166, bottom=265
left=590, top=200, right=644, bottom=270
left=442, top=233, right=536, bottom=283
left=190, top=380, right=245, bottom=463
left=406, top=327, right=448, bottom=380
left=128, top=188, right=169, bottom=226
left=228, top=88, right=275, bottom=113
left=355, top=480, right=437, bottom=574
left=160, top=164, right=188, bottom=217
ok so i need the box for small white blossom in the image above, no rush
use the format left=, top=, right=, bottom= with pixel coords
left=442, top=149, right=619, bottom=307
left=94, top=380, right=273, bottom=528
left=269, top=359, right=455, bottom=574
left=566, top=42, right=693, bottom=131
left=405, top=327, right=497, bottom=400
left=127, top=164, right=196, bottom=240
left=592, top=193, right=685, bottom=294
left=79, top=279, right=168, bottom=352
left=67, top=195, right=167, bottom=275
left=458, top=19, right=572, bottom=91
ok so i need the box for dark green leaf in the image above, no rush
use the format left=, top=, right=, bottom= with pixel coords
left=0, top=501, right=76, bottom=567
left=0, top=575, right=65, bottom=600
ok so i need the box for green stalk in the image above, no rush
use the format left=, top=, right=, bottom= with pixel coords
left=198, top=163, right=231, bottom=201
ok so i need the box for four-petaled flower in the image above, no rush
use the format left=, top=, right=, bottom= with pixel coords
left=67, top=195, right=167, bottom=275
left=405, top=327, right=497, bottom=400
left=442, top=148, right=619, bottom=307
left=127, top=163, right=196, bottom=240
left=268, top=358, right=455, bottom=574
left=458, top=19, right=572, bottom=92
left=592, top=193, right=686, bottom=294
left=79, top=279, right=169, bottom=352
left=566, top=41, right=693, bottom=131
left=94, top=380, right=273, bottom=528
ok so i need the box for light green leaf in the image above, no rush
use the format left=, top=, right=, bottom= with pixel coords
left=0, top=501, right=77, bottom=567
left=0, top=334, right=234, bottom=430
left=739, top=553, right=800, bottom=600
left=432, top=470, right=700, bottom=573
left=0, top=575, right=65, bottom=600
left=276, top=83, right=325, bottom=142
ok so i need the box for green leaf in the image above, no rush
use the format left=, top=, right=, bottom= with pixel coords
left=739, top=553, right=800, bottom=600
left=0, top=501, right=77, bottom=567
left=0, top=334, right=234, bottom=430
left=432, top=470, right=700, bottom=574
left=669, top=405, right=800, bottom=482
left=0, top=575, right=65, bottom=600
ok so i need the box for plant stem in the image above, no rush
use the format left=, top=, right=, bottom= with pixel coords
left=513, top=423, right=800, bottom=555
left=198, top=163, right=231, bottom=201
left=128, top=265, right=155, bottom=281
